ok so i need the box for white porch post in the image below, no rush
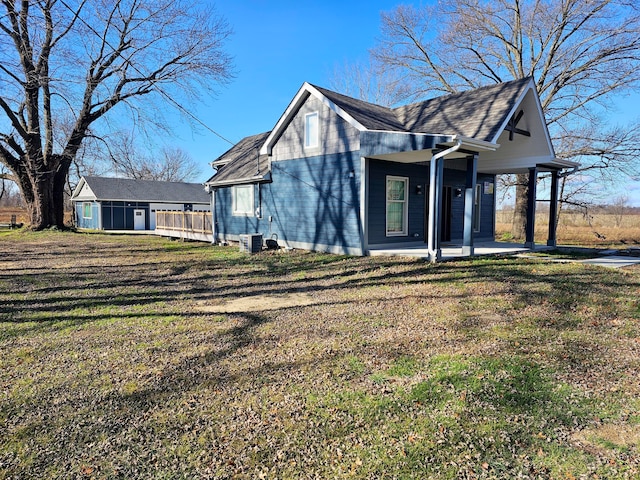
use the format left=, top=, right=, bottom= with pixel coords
left=547, top=169, right=559, bottom=247
left=427, top=150, right=443, bottom=262
left=462, top=153, right=478, bottom=256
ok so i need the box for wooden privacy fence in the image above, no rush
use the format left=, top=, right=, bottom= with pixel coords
left=155, top=211, right=212, bottom=236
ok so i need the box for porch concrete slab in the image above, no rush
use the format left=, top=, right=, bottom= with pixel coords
left=368, top=241, right=547, bottom=260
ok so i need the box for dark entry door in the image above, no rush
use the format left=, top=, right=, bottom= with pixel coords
left=440, top=186, right=452, bottom=242
left=424, top=185, right=453, bottom=242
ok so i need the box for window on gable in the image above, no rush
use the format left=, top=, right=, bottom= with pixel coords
left=386, top=176, right=408, bottom=236
left=82, top=202, right=92, bottom=219
left=304, top=111, right=319, bottom=149
left=232, top=185, right=254, bottom=216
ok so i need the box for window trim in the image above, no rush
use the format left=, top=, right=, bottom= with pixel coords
left=304, top=111, right=319, bottom=149
left=232, top=185, right=254, bottom=217
left=385, top=175, right=409, bottom=237
left=82, top=202, right=92, bottom=219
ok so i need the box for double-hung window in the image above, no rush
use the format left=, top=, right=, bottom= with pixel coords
left=386, top=176, right=408, bottom=236
left=232, top=185, right=254, bottom=216
left=304, top=111, right=319, bottom=149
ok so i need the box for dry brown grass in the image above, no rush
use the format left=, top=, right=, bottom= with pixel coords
left=0, top=207, right=28, bottom=224
left=1, top=231, right=639, bottom=479
left=497, top=211, right=640, bottom=247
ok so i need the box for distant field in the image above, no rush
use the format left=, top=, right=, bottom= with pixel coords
left=0, top=231, right=638, bottom=478
left=0, top=207, right=28, bottom=225
left=497, top=210, right=640, bottom=247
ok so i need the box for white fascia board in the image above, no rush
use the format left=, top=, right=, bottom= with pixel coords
left=70, top=177, right=94, bottom=201
left=453, top=135, right=499, bottom=152
left=260, top=83, right=312, bottom=156
left=206, top=175, right=268, bottom=188
left=491, top=78, right=535, bottom=144
left=548, top=157, right=580, bottom=169
left=366, top=130, right=454, bottom=140
left=259, top=82, right=368, bottom=156
left=210, top=159, right=231, bottom=167
left=305, top=83, right=368, bottom=133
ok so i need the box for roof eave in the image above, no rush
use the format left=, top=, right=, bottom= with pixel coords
left=206, top=173, right=271, bottom=188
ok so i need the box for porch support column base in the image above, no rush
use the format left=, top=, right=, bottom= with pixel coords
left=461, top=246, right=473, bottom=256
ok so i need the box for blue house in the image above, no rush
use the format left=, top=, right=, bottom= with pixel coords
left=205, top=78, right=576, bottom=261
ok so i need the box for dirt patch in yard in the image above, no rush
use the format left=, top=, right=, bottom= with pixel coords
left=195, top=292, right=317, bottom=313
left=573, top=424, right=640, bottom=453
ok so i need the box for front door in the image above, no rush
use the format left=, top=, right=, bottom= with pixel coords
left=441, top=186, right=452, bottom=242
left=133, top=209, right=145, bottom=230
left=424, top=185, right=453, bottom=242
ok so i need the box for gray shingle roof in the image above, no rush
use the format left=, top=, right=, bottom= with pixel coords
left=394, top=78, right=532, bottom=141
left=208, top=78, right=534, bottom=185
left=79, top=176, right=210, bottom=203
left=206, top=132, right=271, bottom=186
left=314, top=77, right=532, bottom=142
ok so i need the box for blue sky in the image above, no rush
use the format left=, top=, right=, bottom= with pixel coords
left=176, top=1, right=399, bottom=173
left=175, top=1, right=640, bottom=206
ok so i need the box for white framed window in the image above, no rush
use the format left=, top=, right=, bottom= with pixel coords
left=304, top=111, right=319, bottom=149
left=473, top=183, right=481, bottom=232
left=386, top=176, right=408, bottom=236
left=232, top=185, right=254, bottom=216
left=82, top=202, right=92, bottom=219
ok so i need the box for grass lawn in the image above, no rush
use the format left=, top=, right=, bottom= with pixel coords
left=1, top=231, right=639, bottom=479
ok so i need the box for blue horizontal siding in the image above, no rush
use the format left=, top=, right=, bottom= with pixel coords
left=368, top=160, right=496, bottom=245
left=75, top=201, right=100, bottom=229
left=368, top=159, right=428, bottom=245
left=215, top=152, right=363, bottom=254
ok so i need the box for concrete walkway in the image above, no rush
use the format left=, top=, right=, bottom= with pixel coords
left=579, top=255, right=640, bottom=269
left=518, top=248, right=640, bottom=269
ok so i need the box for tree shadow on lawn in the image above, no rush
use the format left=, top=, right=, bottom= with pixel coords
left=2, top=254, right=639, bottom=476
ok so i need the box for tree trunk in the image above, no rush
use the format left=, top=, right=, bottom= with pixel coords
left=15, top=163, right=67, bottom=230
left=511, top=173, right=529, bottom=240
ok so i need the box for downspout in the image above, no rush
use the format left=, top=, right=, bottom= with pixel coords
left=427, top=139, right=462, bottom=261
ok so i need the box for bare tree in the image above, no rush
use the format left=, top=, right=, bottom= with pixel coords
left=110, top=134, right=200, bottom=182
left=610, top=194, right=629, bottom=228
left=0, top=0, right=232, bottom=229
left=329, top=59, right=414, bottom=107
left=342, top=0, right=640, bottom=239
